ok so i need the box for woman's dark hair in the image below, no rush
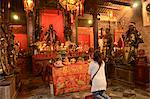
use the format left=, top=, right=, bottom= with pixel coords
left=93, top=50, right=102, bottom=66
left=88, top=47, right=94, bottom=54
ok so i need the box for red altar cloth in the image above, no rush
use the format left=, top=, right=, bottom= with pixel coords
left=51, top=62, right=91, bottom=95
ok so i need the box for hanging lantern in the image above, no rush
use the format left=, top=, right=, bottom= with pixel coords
left=59, top=0, right=84, bottom=15
left=24, top=0, right=34, bottom=13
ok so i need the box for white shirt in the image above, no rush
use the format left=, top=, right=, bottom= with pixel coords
left=88, top=61, right=107, bottom=92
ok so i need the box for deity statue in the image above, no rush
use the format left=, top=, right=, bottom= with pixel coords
left=14, top=41, right=20, bottom=63
left=35, top=24, right=43, bottom=41
left=64, top=26, right=72, bottom=41
left=0, top=24, right=13, bottom=75
left=105, top=28, right=113, bottom=57
left=7, top=28, right=15, bottom=67
left=44, top=24, right=58, bottom=45
left=98, top=36, right=103, bottom=53
left=123, top=22, right=144, bottom=65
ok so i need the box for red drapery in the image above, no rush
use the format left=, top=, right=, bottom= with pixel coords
left=14, top=34, right=28, bottom=50
left=40, top=10, right=64, bottom=42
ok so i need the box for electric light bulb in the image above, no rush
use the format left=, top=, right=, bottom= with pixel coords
left=132, top=2, right=138, bottom=8
left=13, top=14, right=19, bottom=20
left=88, top=20, right=92, bottom=24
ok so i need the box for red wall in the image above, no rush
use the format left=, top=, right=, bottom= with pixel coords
left=40, top=10, right=64, bottom=42
left=78, top=27, right=92, bottom=47
left=14, top=34, right=28, bottom=50
left=78, top=34, right=90, bottom=46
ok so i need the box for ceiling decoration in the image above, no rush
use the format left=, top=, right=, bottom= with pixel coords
left=84, top=0, right=132, bottom=14
left=108, top=0, right=131, bottom=6
left=59, top=0, right=81, bottom=11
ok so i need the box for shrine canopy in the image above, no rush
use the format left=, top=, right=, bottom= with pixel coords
left=40, top=10, right=64, bottom=42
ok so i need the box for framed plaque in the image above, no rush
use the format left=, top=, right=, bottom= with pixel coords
left=142, top=0, right=150, bottom=26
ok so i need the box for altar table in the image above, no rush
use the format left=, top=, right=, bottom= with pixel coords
left=32, top=52, right=89, bottom=76
left=32, top=53, right=57, bottom=75
left=50, top=62, right=91, bottom=95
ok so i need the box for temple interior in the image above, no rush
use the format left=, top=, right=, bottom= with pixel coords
left=0, top=0, right=150, bottom=99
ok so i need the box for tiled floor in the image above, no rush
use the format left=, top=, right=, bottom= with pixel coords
left=16, top=75, right=150, bottom=99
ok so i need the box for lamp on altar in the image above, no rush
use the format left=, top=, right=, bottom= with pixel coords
left=24, top=0, right=34, bottom=13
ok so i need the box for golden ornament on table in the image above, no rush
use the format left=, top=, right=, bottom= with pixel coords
left=63, top=57, right=70, bottom=65
left=70, top=58, right=76, bottom=64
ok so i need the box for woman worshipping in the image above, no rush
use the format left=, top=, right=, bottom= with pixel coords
left=88, top=50, right=110, bottom=99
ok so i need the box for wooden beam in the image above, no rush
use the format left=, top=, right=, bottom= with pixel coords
left=99, top=5, right=121, bottom=10
left=109, top=0, right=131, bottom=6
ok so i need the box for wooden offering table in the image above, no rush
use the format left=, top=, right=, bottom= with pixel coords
left=50, top=62, right=91, bottom=96
left=135, top=64, right=150, bottom=89
left=115, top=64, right=135, bottom=86
left=135, top=56, right=150, bottom=89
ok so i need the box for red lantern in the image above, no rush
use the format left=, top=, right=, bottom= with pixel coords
left=59, top=0, right=84, bottom=15
left=24, top=0, right=34, bottom=13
